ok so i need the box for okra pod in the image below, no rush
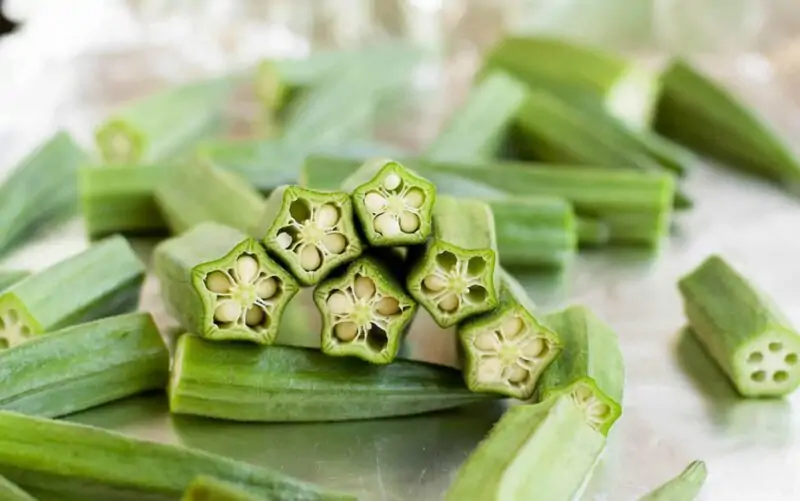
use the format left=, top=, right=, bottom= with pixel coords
left=445, top=395, right=606, bottom=501
left=0, top=132, right=87, bottom=256
left=406, top=195, right=500, bottom=328
left=0, top=410, right=353, bottom=501
left=182, top=476, right=262, bottom=501
left=458, top=270, right=562, bottom=399
left=170, top=334, right=494, bottom=422
left=639, top=461, right=707, bottom=501
left=577, top=217, right=611, bottom=247
left=154, top=223, right=299, bottom=345
left=0, top=271, right=29, bottom=293
left=537, top=305, right=625, bottom=435
left=313, top=256, right=417, bottom=364
left=0, top=474, right=36, bottom=501
left=678, top=255, right=800, bottom=397
left=255, top=186, right=363, bottom=286
left=0, top=236, right=145, bottom=348
left=79, top=164, right=168, bottom=238
left=342, top=159, right=436, bottom=246
left=0, top=313, right=168, bottom=418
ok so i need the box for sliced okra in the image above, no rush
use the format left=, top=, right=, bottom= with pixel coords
left=678, top=255, right=800, bottom=397
left=155, top=223, right=298, bottom=344
left=255, top=186, right=363, bottom=286
left=458, top=270, right=562, bottom=399
left=406, top=195, right=500, bottom=328
left=314, top=256, right=417, bottom=364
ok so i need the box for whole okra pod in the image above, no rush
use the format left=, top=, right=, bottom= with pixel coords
left=638, top=461, right=707, bottom=501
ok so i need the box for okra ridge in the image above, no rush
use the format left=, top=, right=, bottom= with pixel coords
left=733, top=328, right=800, bottom=397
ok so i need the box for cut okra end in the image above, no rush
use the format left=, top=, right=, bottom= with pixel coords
left=314, top=257, right=417, bottom=365
left=733, top=330, right=800, bottom=397
left=547, top=379, right=621, bottom=435
left=94, top=119, right=145, bottom=164
left=351, top=160, right=436, bottom=246
left=0, top=296, right=38, bottom=350
left=263, top=187, right=363, bottom=286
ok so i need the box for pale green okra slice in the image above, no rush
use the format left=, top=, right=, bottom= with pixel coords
left=255, top=186, right=363, bottom=286
left=678, top=255, right=800, bottom=397
left=639, top=460, right=707, bottom=501
left=182, top=476, right=262, bottom=501
left=314, top=256, right=417, bottom=365
left=0, top=236, right=145, bottom=349
left=155, top=223, right=298, bottom=345
left=0, top=474, right=37, bottom=501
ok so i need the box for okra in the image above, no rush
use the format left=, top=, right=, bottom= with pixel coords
left=445, top=395, right=606, bottom=501
left=458, top=270, right=562, bottom=399
left=537, top=305, right=625, bottom=435
left=0, top=236, right=145, bottom=348
left=639, top=461, right=707, bottom=501
left=79, top=164, right=168, bottom=238
left=678, top=255, right=800, bottom=397
left=0, top=313, right=168, bottom=418
left=182, top=476, right=262, bottom=501
left=155, top=160, right=265, bottom=236
left=255, top=186, right=363, bottom=286
left=343, top=159, right=436, bottom=247
left=0, top=271, right=29, bottom=293
left=170, top=334, right=493, bottom=422
left=424, top=72, right=527, bottom=162
left=406, top=195, right=500, bottom=328
left=313, top=256, right=417, bottom=364
left=154, top=223, right=299, bottom=345
left=577, top=217, right=611, bottom=247
left=0, top=410, right=352, bottom=501
left=95, top=76, right=238, bottom=164
left=0, top=132, right=87, bottom=256
left=0, top=474, right=36, bottom=501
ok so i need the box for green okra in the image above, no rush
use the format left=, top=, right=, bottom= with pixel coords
left=154, top=223, right=299, bottom=345
left=424, top=72, right=528, bottom=162
left=255, top=186, right=363, bottom=286
left=0, top=236, right=145, bottom=349
left=445, top=395, right=606, bottom=501
left=0, top=271, right=29, bottom=293
left=538, top=305, right=625, bottom=435
left=95, top=76, right=238, bottom=164
left=342, top=158, right=436, bottom=247
left=406, top=195, right=500, bottom=328
left=79, top=164, right=168, bottom=238
left=0, top=132, right=87, bottom=256
left=0, top=313, right=168, bottom=418
left=155, top=160, right=265, bottom=236
left=313, top=256, right=417, bottom=365
left=678, top=255, right=800, bottom=397
left=182, top=476, right=262, bottom=501
left=458, top=270, right=562, bottom=399
left=639, top=460, right=707, bottom=501
left=0, top=474, right=37, bottom=501
left=577, top=217, right=611, bottom=247
left=0, top=410, right=352, bottom=501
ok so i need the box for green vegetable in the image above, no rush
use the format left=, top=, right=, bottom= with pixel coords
left=0, top=474, right=37, bottom=501
left=154, top=223, right=299, bottom=345
left=0, top=236, right=145, bottom=349
left=406, top=195, right=500, bottom=328
left=0, top=132, right=87, bottom=256
left=576, top=217, right=611, bottom=247
left=639, top=460, right=707, bottom=501
left=538, top=305, right=625, bottom=435
left=0, top=313, right=168, bottom=418
left=445, top=395, right=606, bottom=501
left=0, top=410, right=353, bottom=501
left=678, top=255, right=800, bottom=397
left=458, top=270, right=562, bottom=399
left=79, top=164, right=168, bottom=238
left=0, top=271, right=29, bottom=293
left=182, top=476, right=262, bottom=501
left=314, top=256, right=417, bottom=365
left=170, top=334, right=494, bottom=422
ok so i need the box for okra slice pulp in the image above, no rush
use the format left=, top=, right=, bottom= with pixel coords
left=256, top=186, right=362, bottom=286
left=407, top=195, right=500, bottom=328
left=639, top=460, right=707, bottom=501
left=314, top=256, right=417, bottom=364
left=678, top=255, right=800, bottom=397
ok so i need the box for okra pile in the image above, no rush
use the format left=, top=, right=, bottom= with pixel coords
left=3, top=33, right=800, bottom=500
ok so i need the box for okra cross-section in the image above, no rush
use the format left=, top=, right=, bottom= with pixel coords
left=345, top=159, right=436, bottom=246
left=256, top=186, right=363, bottom=286
left=458, top=271, right=561, bottom=399
left=678, top=255, right=800, bottom=397
left=155, top=223, right=299, bottom=344
left=314, top=256, right=417, bottom=364
left=406, top=195, right=500, bottom=328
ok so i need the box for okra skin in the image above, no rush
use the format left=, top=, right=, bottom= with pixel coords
left=0, top=271, right=29, bottom=293
left=0, top=411, right=353, bottom=501
left=170, top=335, right=494, bottom=422
left=0, top=313, right=168, bottom=418
left=0, top=236, right=145, bottom=348
left=538, top=305, right=625, bottom=435
left=182, top=476, right=261, bottom=501
left=639, top=461, right=707, bottom=501
left=576, top=217, right=611, bottom=247
left=445, top=395, right=606, bottom=501
left=0, top=474, right=37, bottom=501
left=154, top=223, right=299, bottom=345
left=678, top=255, right=800, bottom=397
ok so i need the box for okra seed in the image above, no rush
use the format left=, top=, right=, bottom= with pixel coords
left=299, top=246, right=322, bottom=271
left=774, top=371, right=789, bottom=382
left=214, top=300, right=241, bottom=323
left=747, top=352, right=763, bottom=363
left=354, top=276, right=376, bottom=299
left=315, top=204, right=340, bottom=229
left=590, top=403, right=610, bottom=418
left=474, top=332, right=500, bottom=351
left=289, top=199, right=312, bottom=223
left=751, top=371, right=767, bottom=382
left=383, top=173, right=402, bottom=190
left=205, top=271, right=231, bottom=293
left=364, top=192, right=387, bottom=213
left=506, top=365, right=528, bottom=384
left=327, top=292, right=352, bottom=315
left=573, top=385, right=593, bottom=403
left=438, top=294, right=459, bottom=312
left=376, top=297, right=401, bottom=316
left=322, top=233, right=347, bottom=254
left=404, top=188, right=425, bottom=208
left=399, top=212, right=420, bottom=233
left=276, top=232, right=293, bottom=249
left=245, top=307, right=265, bottom=326
left=423, top=275, right=447, bottom=292
left=521, top=338, right=545, bottom=358
left=235, top=255, right=260, bottom=283
left=785, top=353, right=798, bottom=365
left=500, top=316, right=524, bottom=337
left=374, top=213, right=401, bottom=236
left=335, top=322, right=358, bottom=342
left=769, top=342, right=783, bottom=352
left=255, top=277, right=279, bottom=299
